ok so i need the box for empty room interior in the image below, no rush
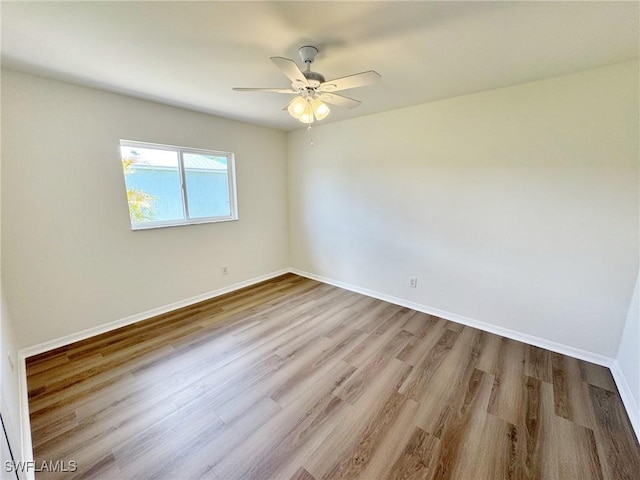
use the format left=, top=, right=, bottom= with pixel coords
left=1, top=1, right=639, bottom=479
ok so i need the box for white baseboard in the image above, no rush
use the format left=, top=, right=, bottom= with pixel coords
left=19, top=268, right=289, bottom=359
left=290, top=268, right=614, bottom=368
left=610, top=360, right=640, bottom=442
left=17, top=357, right=33, bottom=480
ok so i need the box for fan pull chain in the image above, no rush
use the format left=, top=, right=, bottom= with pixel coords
left=307, top=124, right=314, bottom=146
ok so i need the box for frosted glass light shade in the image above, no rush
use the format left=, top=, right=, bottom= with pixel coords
left=312, top=98, right=330, bottom=120
left=287, top=96, right=307, bottom=119
left=298, top=104, right=314, bottom=124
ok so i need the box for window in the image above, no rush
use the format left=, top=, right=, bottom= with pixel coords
left=119, top=140, right=237, bottom=230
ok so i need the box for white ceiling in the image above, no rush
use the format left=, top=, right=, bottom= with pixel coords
left=2, top=1, right=638, bottom=131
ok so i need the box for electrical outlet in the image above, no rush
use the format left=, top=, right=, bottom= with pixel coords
left=409, top=277, right=418, bottom=288
left=222, top=265, right=228, bottom=275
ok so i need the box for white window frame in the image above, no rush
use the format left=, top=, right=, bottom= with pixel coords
left=120, top=140, right=238, bottom=230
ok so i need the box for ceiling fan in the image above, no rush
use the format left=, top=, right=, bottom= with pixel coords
left=233, top=46, right=381, bottom=124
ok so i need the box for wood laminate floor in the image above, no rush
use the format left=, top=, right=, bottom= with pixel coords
left=27, top=274, right=640, bottom=479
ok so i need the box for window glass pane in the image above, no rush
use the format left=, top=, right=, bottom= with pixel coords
left=119, top=140, right=237, bottom=230
left=183, top=153, right=231, bottom=219
left=121, top=146, right=185, bottom=224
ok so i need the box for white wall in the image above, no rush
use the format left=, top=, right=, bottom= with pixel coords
left=1, top=90, right=26, bottom=471
left=288, top=61, right=639, bottom=358
left=1, top=294, right=24, bottom=469
left=616, top=269, right=639, bottom=435
left=1, top=69, right=289, bottom=348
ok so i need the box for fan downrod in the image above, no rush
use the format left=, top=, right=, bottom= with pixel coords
left=297, top=46, right=324, bottom=85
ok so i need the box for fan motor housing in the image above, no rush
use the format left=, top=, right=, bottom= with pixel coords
left=304, top=70, right=325, bottom=85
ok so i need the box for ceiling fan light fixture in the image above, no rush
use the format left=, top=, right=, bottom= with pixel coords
left=312, top=98, right=330, bottom=120
left=287, top=96, right=307, bottom=119
left=298, top=103, right=314, bottom=124
left=288, top=95, right=328, bottom=123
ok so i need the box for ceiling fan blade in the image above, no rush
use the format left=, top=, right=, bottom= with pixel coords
left=319, top=92, right=361, bottom=109
left=233, top=87, right=297, bottom=94
left=270, top=57, right=309, bottom=87
left=318, top=71, right=381, bottom=92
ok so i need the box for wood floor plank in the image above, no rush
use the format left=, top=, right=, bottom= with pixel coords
left=589, top=384, right=640, bottom=479
left=34, top=398, right=178, bottom=479
left=213, top=360, right=355, bottom=480
left=429, top=368, right=495, bottom=480
left=551, top=353, right=597, bottom=429
left=289, top=467, right=316, bottom=480
left=162, top=396, right=282, bottom=479
left=30, top=411, right=79, bottom=450
left=411, top=327, right=482, bottom=437
left=272, top=327, right=366, bottom=406
left=444, top=320, right=464, bottom=333
left=553, top=417, right=604, bottom=479
left=536, top=381, right=560, bottom=480
left=440, top=411, right=518, bottom=480
left=520, top=375, right=544, bottom=479
left=580, top=360, right=618, bottom=392
left=25, top=274, right=639, bottom=480
left=304, top=358, right=412, bottom=479
left=525, top=345, right=553, bottom=384
left=214, top=338, right=336, bottom=424
left=387, top=426, right=441, bottom=480
left=401, top=311, right=438, bottom=338
left=322, top=391, right=412, bottom=480
left=29, top=344, right=177, bottom=421
left=341, top=307, right=409, bottom=368
left=112, top=396, right=226, bottom=478
left=336, top=329, right=412, bottom=405
left=398, top=328, right=459, bottom=403
left=396, top=317, right=448, bottom=367
left=67, top=452, right=123, bottom=480
left=356, top=396, right=419, bottom=480
left=475, top=330, right=502, bottom=375
left=352, top=303, right=402, bottom=334
left=487, top=337, right=526, bottom=426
